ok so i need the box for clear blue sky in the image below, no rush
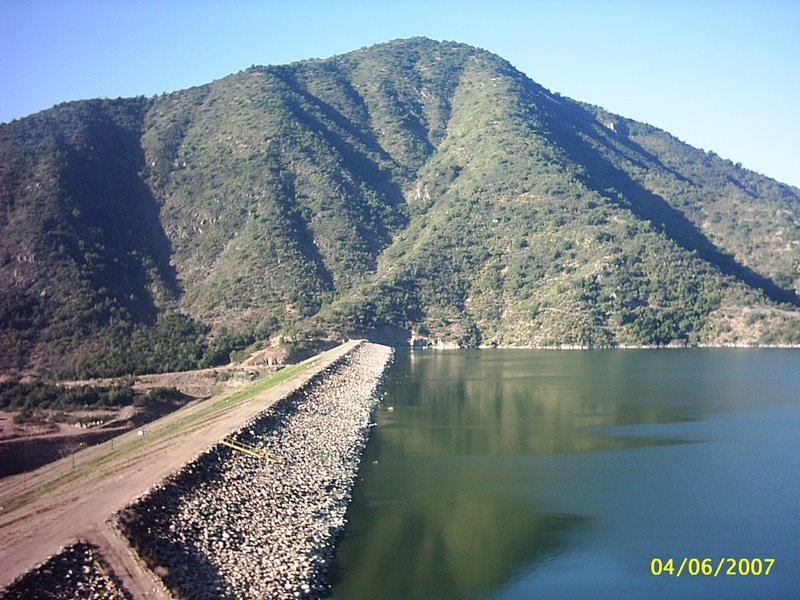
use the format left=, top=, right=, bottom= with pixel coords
left=2, top=0, right=798, bottom=187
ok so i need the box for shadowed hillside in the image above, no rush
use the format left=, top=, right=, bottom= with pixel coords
left=2, top=38, right=799, bottom=377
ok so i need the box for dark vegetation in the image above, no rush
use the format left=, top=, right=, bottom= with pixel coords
left=0, top=384, right=187, bottom=477
left=1, top=381, right=135, bottom=413
left=1, top=38, right=799, bottom=379
left=0, top=380, right=184, bottom=417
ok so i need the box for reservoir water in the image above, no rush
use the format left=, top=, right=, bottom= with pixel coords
left=331, top=349, right=800, bottom=599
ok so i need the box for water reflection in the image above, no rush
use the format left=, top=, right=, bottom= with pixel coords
left=381, top=350, right=700, bottom=458
left=331, top=349, right=800, bottom=599
left=334, top=484, right=582, bottom=600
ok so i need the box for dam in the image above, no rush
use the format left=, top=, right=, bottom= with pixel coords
left=1, top=341, right=393, bottom=599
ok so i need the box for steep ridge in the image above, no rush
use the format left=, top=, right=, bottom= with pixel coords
left=1, top=37, right=799, bottom=376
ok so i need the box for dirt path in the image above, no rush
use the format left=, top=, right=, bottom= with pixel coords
left=84, top=521, right=171, bottom=599
left=0, top=340, right=360, bottom=592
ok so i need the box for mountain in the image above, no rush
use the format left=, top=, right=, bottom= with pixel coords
left=2, top=37, right=799, bottom=377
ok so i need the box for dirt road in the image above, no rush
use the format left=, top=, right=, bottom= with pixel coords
left=0, top=340, right=360, bottom=593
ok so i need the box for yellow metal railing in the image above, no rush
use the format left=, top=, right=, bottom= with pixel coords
left=220, top=437, right=284, bottom=463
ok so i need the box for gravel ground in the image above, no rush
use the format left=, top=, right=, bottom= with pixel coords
left=117, top=341, right=393, bottom=599
left=1, top=541, right=130, bottom=599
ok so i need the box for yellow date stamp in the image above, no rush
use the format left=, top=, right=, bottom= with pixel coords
left=650, top=557, right=775, bottom=577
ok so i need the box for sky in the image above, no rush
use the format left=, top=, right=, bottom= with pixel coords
left=1, top=0, right=798, bottom=187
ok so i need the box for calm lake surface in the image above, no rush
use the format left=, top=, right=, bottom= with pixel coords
left=331, top=349, right=800, bottom=599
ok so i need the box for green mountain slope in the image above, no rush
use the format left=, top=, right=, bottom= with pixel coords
left=2, top=38, right=799, bottom=376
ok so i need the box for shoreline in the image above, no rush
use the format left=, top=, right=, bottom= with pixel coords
left=404, top=343, right=800, bottom=350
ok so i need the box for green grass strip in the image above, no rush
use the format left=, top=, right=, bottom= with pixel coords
left=1, top=357, right=321, bottom=515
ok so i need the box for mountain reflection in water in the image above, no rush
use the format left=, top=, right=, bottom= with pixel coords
left=332, top=349, right=800, bottom=600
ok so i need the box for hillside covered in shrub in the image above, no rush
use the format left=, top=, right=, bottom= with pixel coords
left=2, top=38, right=799, bottom=377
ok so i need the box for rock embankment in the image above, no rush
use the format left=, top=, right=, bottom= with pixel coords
left=117, top=341, right=393, bottom=599
left=2, top=541, right=129, bottom=599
